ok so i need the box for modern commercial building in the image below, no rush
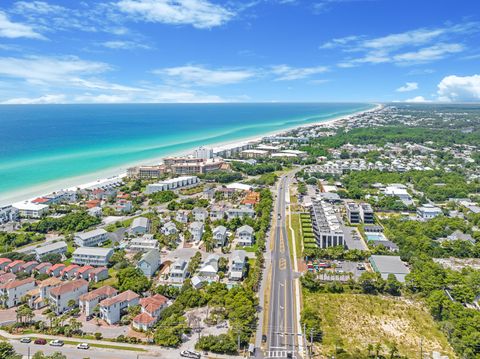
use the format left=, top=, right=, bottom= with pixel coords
left=72, top=247, right=113, bottom=266
left=384, top=184, right=413, bottom=206
left=310, top=200, right=345, bottom=248
left=145, top=176, right=199, bottom=194
left=345, top=202, right=361, bottom=224
left=359, top=203, right=374, bottom=223
left=33, top=241, right=68, bottom=261
left=369, top=255, right=410, bottom=282
left=74, top=228, right=109, bottom=247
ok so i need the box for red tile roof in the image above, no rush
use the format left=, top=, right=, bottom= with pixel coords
left=77, top=265, right=94, bottom=274
left=49, top=279, right=88, bottom=296
left=0, top=258, right=12, bottom=265
left=133, top=312, right=156, bottom=325
left=139, top=294, right=168, bottom=314
left=32, top=197, right=49, bottom=204
left=47, top=263, right=66, bottom=273
left=0, top=277, right=35, bottom=290
left=0, top=273, right=16, bottom=284
left=79, top=285, right=117, bottom=302
left=60, top=264, right=80, bottom=275
left=6, top=260, right=25, bottom=269
left=35, top=262, right=52, bottom=270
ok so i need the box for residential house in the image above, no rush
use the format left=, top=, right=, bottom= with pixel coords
left=99, top=290, right=140, bottom=325
left=189, top=222, right=204, bottom=243
left=0, top=272, right=16, bottom=285
left=132, top=294, right=169, bottom=331
left=79, top=286, right=118, bottom=317
left=74, top=229, right=109, bottom=247
left=130, top=217, right=150, bottom=235
left=0, top=258, right=12, bottom=271
left=60, top=264, right=80, bottom=280
left=89, top=267, right=109, bottom=282
left=236, top=225, right=254, bottom=247
left=34, top=262, right=52, bottom=275
left=198, top=254, right=219, bottom=281
left=47, top=263, right=66, bottom=277
left=114, top=199, right=133, bottom=213
left=5, top=260, right=25, bottom=274
left=192, top=207, right=208, bottom=222
left=175, top=210, right=189, bottom=224
left=72, top=247, right=113, bottom=266
left=137, top=249, right=161, bottom=278
left=128, top=234, right=159, bottom=252
left=162, top=222, right=178, bottom=236
left=227, top=206, right=255, bottom=220
left=48, top=279, right=89, bottom=314
left=169, top=259, right=188, bottom=285
left=36, top=277, right=62, bottom=309
left=20, top=261, right=38, bottom=275
left=417, top=204, right=443, bottom=220
left=76, top=266, right=94, bottom=280
left=209, top=205, right=227, bottom=221
left=229, top=250, right=247, bottom=281
left=0, top=278, right=36, bottom=308
left=213, top=226, right=228, bottom=247
left=33, top=241, right=68, bottom=261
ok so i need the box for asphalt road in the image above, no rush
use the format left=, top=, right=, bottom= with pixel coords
left=266, top=174, right=298, bottom=359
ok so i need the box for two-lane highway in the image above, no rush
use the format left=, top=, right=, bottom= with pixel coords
left=266, top=174, right=299, bottom=359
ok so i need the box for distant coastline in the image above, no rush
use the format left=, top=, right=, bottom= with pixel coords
left=0, top=103, right=378, bottom=206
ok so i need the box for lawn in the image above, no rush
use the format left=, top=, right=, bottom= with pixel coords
left=303, top=292, right=455, bottom=359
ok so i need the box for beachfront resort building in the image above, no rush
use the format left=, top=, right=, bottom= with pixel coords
left=12, top=201, right=48, bottom=219
left=145, top=176, right=199, bottom=194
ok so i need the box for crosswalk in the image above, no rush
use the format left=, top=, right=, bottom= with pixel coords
left=265, top=350, right=297, bottom=358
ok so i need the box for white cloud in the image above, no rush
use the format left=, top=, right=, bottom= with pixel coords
left=437, top=74, right=480, bottom=102
left=324, top=22, right=478, bottom=68
left=396, top=82, right=418, bottom=92
left=1, top=94, right=66, bottom=104
left=393, top=43, right=464, bottom=64
left=153, top=65, right=255, bottom=86
left=117, top=0, right=234, bottom=29
left=74, top=94, right=132, bottom=103
left=0, top=56, right=110, bottom=85
left=404, top=96, right=430, bottom=103
left=271, top=65, right=328, bottom=81
left=0, top=11, right=45, bottom=39
left=100, top=40, right=151, bottom=50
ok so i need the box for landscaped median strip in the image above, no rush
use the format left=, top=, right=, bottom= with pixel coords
left=13, top=337, right=146, bottom=352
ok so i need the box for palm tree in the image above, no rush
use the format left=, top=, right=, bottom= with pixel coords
left=375, top=343, right=382, bottom=358
left=367, top=343, right=374, bottom=357
left=389, top=344, right=398, bottom=359
left=46, top=311, right=56, bottom=329
left=69, top=318, right=82, bottom=335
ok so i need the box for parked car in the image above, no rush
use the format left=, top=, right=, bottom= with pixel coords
left=180, top=350, right=201, bottom=359
left=262, top=334, right=267, bottom=343
left=20, top=337, right=31, bottom=343
left=49, top=340, right=64, bottom=347
left=34, top=339, right=47, bottom=345
left=77, top=343, right=90, bottom=350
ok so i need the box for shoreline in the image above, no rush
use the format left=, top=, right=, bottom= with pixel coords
left=2, top=104, right=381, bottom=206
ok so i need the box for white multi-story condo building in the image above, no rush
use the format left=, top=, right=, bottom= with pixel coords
left=0, top=205, right=19, bottom=224
left=33, top=241, right=68, bottom=261
left=99, top=290, right=140, bottom=324
left=128, top=234, right=159, bottom=252
left=145, top=176, right=199, bottom=194
left=79, top=285, right=118, bottom=316
left=193, top=146, right=213, bottom=160
left=0, top=278, right=36, bottom=308
left=74, top=228, right=109, bottom=247
left=417, top=204, right=443, bottom=220
left=48, top=279, right=89, bottom=314
left=72, top=247, right=113, bottom=266
left=311, top=200, right=345, bottom=249
left=12, top=201, right=48, bottom=219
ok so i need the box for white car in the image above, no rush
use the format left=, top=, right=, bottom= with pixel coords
left=49, top=340, right=64, bottom=347
left=77, top=343, right=90, bottom=350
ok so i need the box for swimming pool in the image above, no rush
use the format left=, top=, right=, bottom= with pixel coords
left=365, top=232, right=387, bottom=241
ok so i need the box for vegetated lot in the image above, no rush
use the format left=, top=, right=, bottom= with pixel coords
left=304, top=292, right=455, bottom=359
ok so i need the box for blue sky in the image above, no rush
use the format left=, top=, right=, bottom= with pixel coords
left=0, top=0, right=479, bottom=103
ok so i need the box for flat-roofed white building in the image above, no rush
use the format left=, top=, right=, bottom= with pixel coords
left=128, top=234, right=159, bottom=252
left=13, top=201, right=48, bottom=219
left=0, top=205, right=19, bottom=224
left=72, top=247, right=113, bottom=266
left=417, top=204, right=443, bottom=220
left=74, top=228, right=108, bottom=247
left=145, top=176, right=199, bottom=194
left=33, top=241, right=68, bottom=261
left=310, top=200, right=344, bottom=248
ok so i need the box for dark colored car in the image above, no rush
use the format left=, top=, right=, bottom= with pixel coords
left=262, top=335, right=267, bottom=343
left=34, top=339, right=47, bottom=345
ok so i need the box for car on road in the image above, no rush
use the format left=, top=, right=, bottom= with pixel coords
left=77, top=343, right=90, bottom=350
left=262, top=334, right=267, bottom=343
left=49, top=339, right=64, bottom=347
left=277, top=213, right=281, bottom=220
left=180, top=350, right=201, bottom=358
left=357, top=264, right=366, bottom=270
left=34, top=339, right=47, bottom=345
left=20, top=337, right=31, bottom=343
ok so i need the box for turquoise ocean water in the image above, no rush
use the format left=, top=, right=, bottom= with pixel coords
left=0, top=103, right=372, bottom=203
